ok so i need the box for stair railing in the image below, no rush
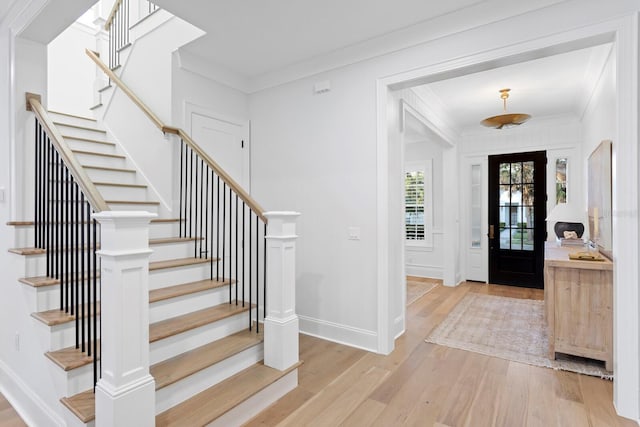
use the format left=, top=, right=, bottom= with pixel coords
left=104, top=0, right=129, bottom=70
left=104, top=0, right=159, bottom=70
left=26, top=93, right=107, bottom=388
left=86, top=49, right=269, bottom=332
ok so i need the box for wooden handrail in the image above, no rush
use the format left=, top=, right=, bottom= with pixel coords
left=85, top=49, right=267, bottom=222
left=26, top=93, right=110, bottom=212
left=104, top=0, right=123, bottom=31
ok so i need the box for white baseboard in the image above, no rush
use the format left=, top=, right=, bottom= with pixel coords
left=393, top=314, right=405, bottom=340
left=0, top=359, right=65, bottom=427
left=405, top=264, right=443, bottom=279
left=298, top=315, right=377, bottom=352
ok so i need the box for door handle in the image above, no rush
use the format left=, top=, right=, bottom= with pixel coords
left=489, top=225, right=495, bottom=239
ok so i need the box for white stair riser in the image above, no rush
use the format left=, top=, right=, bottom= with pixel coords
left=150, top=312, right=249, bottom=364
left=48, top=359, right=95, bottom=397
left=95, top=184, right=148, bottom=201
left=65, top=139, right=116, bottom=156
left=149, top=240, right=198, bottom=262
left=106, top=203, right=159, bottom=214
left=155, top=344, right=263, bottom=414
left=63, top=410, right=95, bottom=427
left=27, top=282, right=99, bottom=313
left=74, top=153, right=127, bottom=169
left=207, top=369, right=298, bottom=427
left=149, top=222, right=181, bottom=239
left=35, top=318, right=100, bottom=352
left=149, top=285, right=236, bottom=323
left=84, top=168, right=138, bottom=185
left=53, top=124, right=108, bottom=140
left=48, top=113, right=98, bottom=128
left=149, top=262, right=214, bottom=288
left=11, top=227, right=33, bottom=248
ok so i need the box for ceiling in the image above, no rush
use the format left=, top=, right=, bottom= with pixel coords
left=412, top=43, right=613, bottom=135
left=153, top=0, right=488, bottom=77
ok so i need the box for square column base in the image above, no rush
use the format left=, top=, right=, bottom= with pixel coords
left=96, top=375, right=155, bottom=427
left=264, top=316, right=299, bottom=371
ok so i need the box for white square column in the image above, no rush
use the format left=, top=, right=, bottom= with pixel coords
left=263, top=212, right=300, bottom=371
left=93, top=211, right=157, bottom=427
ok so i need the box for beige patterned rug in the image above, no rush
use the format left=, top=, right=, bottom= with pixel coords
left=426, top=293, right=612, bottom=379
left=406, top=279, right=439, bottom=306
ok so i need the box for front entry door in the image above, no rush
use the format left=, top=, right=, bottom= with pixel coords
left=488, top=151, right=546, bottom=288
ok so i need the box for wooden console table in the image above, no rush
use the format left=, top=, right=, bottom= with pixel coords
left=544, top=243, right=613, bottom=371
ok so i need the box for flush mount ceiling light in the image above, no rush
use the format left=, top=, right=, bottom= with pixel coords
left=480, top=88, right=531, bottom=129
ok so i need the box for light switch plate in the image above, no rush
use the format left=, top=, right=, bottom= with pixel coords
left=348, top=227, right=360, bottom=240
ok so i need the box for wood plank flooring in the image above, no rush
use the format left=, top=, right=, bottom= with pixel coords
left=244, top=281, right=636, bottom=427
left=0, top=392, right=27, bottom=427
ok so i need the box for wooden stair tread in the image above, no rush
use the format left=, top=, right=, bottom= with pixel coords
left=53, top=122, right=106, bottom=133
left=71, top=149, right=125, bottom=159
left=48, top=111, right=97, bottom=122
left=32, top=303, right=100, bottom=326
left=149, top=257, right=212, bottom=271
left=148, top=236, right=201, bottom=245
left=94, top=181, right=147, bottom=188
left=149, top=302, right=250, bottom=343
left=19, top=276, right=58, bottom=287
left=61, top=389, right=95, bottom=423
left=7, top=218, right=180, bottom=226
left=151, top=329, right=263, bottom=390
left=46, top=343, right=99, bottom=371
left=62, top=135, right=114, bottom=146
left=83, top=165, right=136, bottom=173
left=106, top=200, right=160, bottom=205
left=150, top=278, right=233, bottom=303
left=156, top=361, right=302, bottom=426
left=8, top=247, right=46, bottom=255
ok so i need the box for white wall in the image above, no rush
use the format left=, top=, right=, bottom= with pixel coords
left=0, top=26, right=68, bottom=425
left=47, top=14, right=97, bottom=116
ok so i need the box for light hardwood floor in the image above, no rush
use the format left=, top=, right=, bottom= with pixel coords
left=0, top=393, right=27, bottom=427
left=244, top=281, right=636, bottom=427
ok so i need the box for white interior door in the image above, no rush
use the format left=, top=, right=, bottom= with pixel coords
left=191, top=112, right=249, bottom=189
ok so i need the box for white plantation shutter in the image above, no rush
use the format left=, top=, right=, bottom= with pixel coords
left=405, top=170, right=425, bottom=240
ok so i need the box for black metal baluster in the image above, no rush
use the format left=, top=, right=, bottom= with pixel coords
left=229, top=186, right=232, bottom=302
left=199, top=159, right=204, bottom=258
left=179, top=140, right=183, bottom=237
left=210, top=169, right=214, bottom=280
left=264, top=222, right=267, bottom=321
left=66, top=173, right=72, bottom=312
left=87, top=205, right=92, bottom=357
left=249, top=210, right=252, bottom=330
left=46, top=139, right=51, bottom=277
left=242, top=202, right=245, bottom=307
left=80, top=194, right=86, bottom=353
left=216, top=176, right=220, bottom=281
left=256, top=213, right=260, bottom=334
left=235, top=194, right=238, bottom=304
left=222, top=183, right=226, bottom=300
left=74, top=184, right=79, bottom=347
left=93, top=219, right=98, bottom=387
left=204, top=164, right=209, bottom=262
left=34, top=120, right=39, bottom=248
left=189, top=149, right=193, bottom=239
left=60, top=166, right=66, bottom=313
left=55, top=152, right=60, bottom=281
left=194, top=156, right=199, bottom=257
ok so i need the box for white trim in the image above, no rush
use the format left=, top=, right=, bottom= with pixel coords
left=299, top=315, right=378, bottom=352
left=405, top=264, right=443, bottom=279
left=0, top=359, right=65, bottom=427
left=377, top=17, right=639, bottom=420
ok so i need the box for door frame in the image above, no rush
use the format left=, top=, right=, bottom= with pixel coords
left=488, top=150, right=547, bottom=288
left=375, top=14, right=638, bottom=419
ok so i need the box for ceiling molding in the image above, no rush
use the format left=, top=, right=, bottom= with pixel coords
left=577, top=43, right=614, bottom=121
left=176, top=49, right=252, bottom=94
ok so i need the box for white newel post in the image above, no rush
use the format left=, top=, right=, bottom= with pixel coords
left=263, top=212, right=301, bottom=371
left=93, top=211, right=157, bottom=427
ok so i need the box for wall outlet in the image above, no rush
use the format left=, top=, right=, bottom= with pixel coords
left=0, top=187, right=5, bottom=202
left=14, top=332, right=19, bottom=351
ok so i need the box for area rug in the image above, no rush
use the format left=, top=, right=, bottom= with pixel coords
left=425, top=293, right=612, bottom=379
left=406, top=279, right=439, bottom=306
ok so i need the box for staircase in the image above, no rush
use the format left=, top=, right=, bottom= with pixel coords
left=9, top=111, right=298, bottom=426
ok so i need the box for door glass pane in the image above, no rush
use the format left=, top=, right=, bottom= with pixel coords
left=522, top=184, right=534, bottom=205
left=499, top=163, right=511, bottom=184
left=511, top=183, right=522, bottom=204
left=470, top=164, right=481, bottom=248
left=500, top=226, right=511, bottom=249
left=511, top=162, right=522, bottom=184
left=522, top=161, right=534, bottom=183
left=556, top=158, right=567, bottom=204
left=499, top=185, right=510, bottom=204
left=523, top=229, right=534, bottom=251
